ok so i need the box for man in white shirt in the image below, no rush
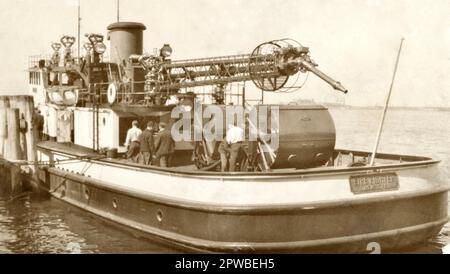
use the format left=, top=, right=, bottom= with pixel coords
left=218, top=123, right=245, bottom=172
left=124, top=120, right=142, bottom=162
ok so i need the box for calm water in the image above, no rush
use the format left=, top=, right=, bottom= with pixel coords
left=0, top=108, right=449, bottom=254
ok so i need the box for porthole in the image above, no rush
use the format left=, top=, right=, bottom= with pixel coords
left=112, top=198, right=118, bottom=209
left=156, top=210, right=163, bottom=223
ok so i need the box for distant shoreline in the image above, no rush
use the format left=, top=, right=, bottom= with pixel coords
left=322, top=104, right=450, bottom=112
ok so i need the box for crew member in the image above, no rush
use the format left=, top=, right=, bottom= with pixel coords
left=219, top=123, right=245, bottom=172
left=33, top=109, right=44, bottom=141
left=124, top=120, right=142, bottom=163
left=154, top=122, right=175, bottom=167
left=218, top=140, right=229, bottom=172
left=139, top=121, right=155, bottom=165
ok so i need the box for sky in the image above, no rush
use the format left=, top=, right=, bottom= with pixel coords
left=0, top=0, right=449, bottom=107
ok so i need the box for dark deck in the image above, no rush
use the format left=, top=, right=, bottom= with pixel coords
left=36, top=141, right=438, bottom=176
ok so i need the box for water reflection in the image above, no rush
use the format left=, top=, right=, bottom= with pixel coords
left=0, top=194, right=180, bottom=254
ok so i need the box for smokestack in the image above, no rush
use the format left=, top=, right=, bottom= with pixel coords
left=107, top=22, right=146, bottom=65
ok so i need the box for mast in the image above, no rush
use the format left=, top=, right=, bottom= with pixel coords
left=117, top=0, right=120, bottom=22
left=369, top=38, right=404, bottom=166
left=77, top=0, right=81, bottom=59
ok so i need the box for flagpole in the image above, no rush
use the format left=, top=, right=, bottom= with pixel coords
left=117, top=0, right=120, bottom=22
left=369, top=38, right=405, bottom=166
left=77, top=0, right=81, bottom=59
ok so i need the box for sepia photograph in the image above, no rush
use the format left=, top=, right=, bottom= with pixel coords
left=0, top=0, right=449, bottom=260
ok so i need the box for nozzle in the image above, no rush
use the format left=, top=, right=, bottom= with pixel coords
left=333, top=82, right=348, bottom=94
left=300, top=60, right=348, bottom=94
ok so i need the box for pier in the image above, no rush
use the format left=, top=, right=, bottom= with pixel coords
left=0, top=95, right=37, bottom=200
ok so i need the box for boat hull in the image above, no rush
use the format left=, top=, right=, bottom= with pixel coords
left=44, top=171, right=448, bottom=253
left=36, top=143, right=449, bottom=253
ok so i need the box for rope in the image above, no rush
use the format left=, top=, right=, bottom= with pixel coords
left=10, top=155, right=106, bottom=167
left=49, top=177, right=67, bottom=194
left=198, top=160, right=221, bottom=171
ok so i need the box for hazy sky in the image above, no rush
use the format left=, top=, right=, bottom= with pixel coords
left=0, top=0, right=449, bottom=106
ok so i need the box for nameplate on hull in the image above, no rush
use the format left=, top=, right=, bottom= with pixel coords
left=350, top=172, right=399, bottom=194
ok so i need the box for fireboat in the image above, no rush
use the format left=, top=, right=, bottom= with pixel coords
left=17, top=21, right=448, bottom=253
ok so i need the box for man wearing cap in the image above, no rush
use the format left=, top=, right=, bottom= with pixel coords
left=124, top=120, right=142, bottom=163
left=154, top=122, right=175, bottom=167
left=139, top=121, right=155, bottom=165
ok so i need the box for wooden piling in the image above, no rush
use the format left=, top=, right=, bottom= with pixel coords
left=17, top=96, right=36, bottom=164
left=1, top=97, right=10, bottom=159
left=2, top=96, right=36, bottom=161
left=10, top=96, right=27, bottom=160
left=6, top=108, right=23, bottom=161
left=1, top=95, right=39, bottom=196
left=5, top=107, right=24, bottom=196
left=0, top=97, right=6, bottom=156
left=22, top=96, right=39, bottom=191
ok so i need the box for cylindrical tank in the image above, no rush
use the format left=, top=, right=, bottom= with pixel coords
left=107, top=22, right=146, bottom=65
left=196, top=104, right=336, bottom=169
left=262, top=104, right=336, bottom=169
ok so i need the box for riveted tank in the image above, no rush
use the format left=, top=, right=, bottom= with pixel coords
left=263, top=104, right=336, bottom=169
left=195, top=103, right=336, bottom=170
left=107, top=22, right=146, bottom=65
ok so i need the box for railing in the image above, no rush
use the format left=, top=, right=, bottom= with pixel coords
left=76, top=80, right=251, bottom=107
left=28, top=54, right=51, bottom=68
left=28, top=49, right=110, bottom=69
left=77, top=82, right=148, bottom=106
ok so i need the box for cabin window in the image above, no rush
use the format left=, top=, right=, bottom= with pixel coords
left=29, top=72, right=40, bottom=85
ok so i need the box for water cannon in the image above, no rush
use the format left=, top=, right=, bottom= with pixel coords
left=250, top=39, right=348, bottom=93
left=131, top=38, right=348, bottom=105
left=85, top=33, right=106, bottom=63
left=52, top=42, right=62, bottom=51
left=60, top=36, right=76, bottom=49
left=51, top=42, right=62, bottom=66
left=83, top=42, right=93, bottom=53
left=60, top=35, right=76, bottom=65
left=159, top=44, right=173, bottom=59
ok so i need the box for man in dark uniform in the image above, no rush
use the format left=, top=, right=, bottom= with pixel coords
left=154, top=122, right=175, bottom=167
left=139, top=121, right=155, bottom=165
left=33, top=109, right=44, bottom=141
left=218, top=140, right=229, bottom=172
